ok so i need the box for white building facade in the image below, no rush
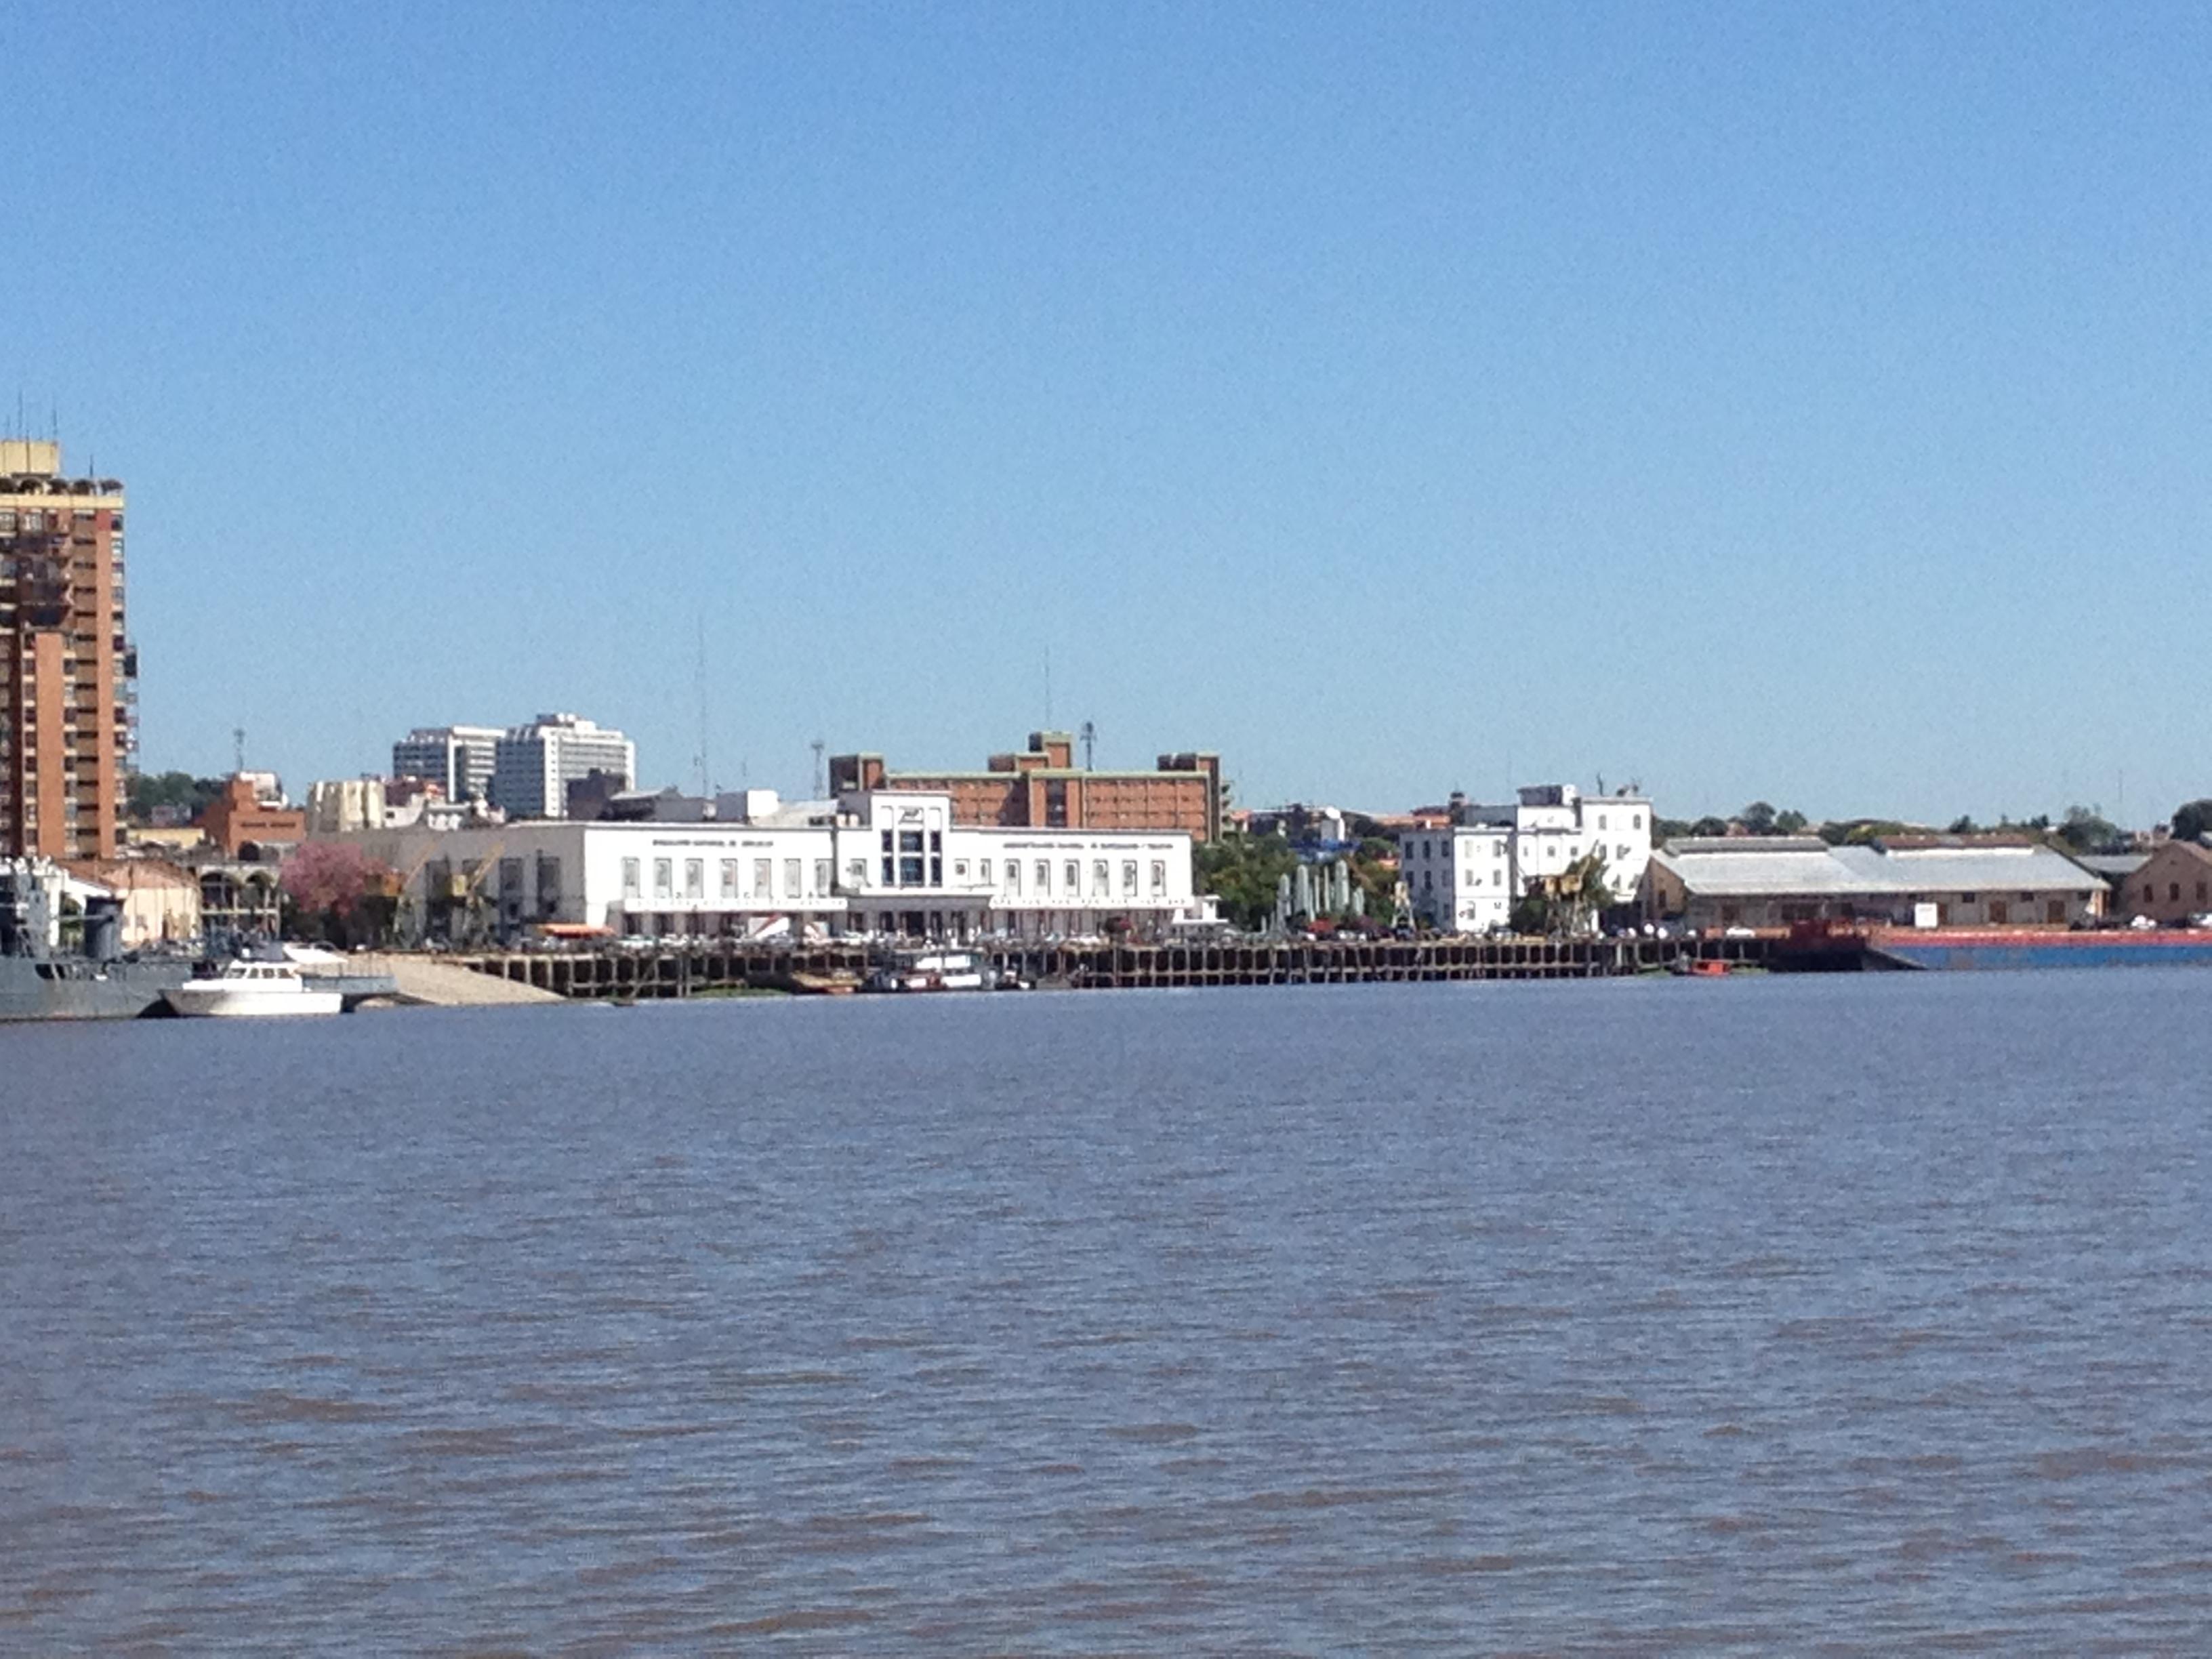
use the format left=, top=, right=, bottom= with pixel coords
left=833, top=790, right=1196, bottom=941
left=1399, top=784, right=1653, bottom=933
left=1399, top=821, right=1515, bottom=934
left=337, top=789, right=1204, bottom=943
left=490, top=714, right=637, bottom=820
left=392, top=724, right=502, bottom=803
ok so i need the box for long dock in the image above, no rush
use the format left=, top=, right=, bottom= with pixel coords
left=451, top=935, right=1773, bottom=1002
left=350, top=951, right=567, bottom=1008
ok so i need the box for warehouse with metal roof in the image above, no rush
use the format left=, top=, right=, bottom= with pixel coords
left=1643, top=836, right=2106, bottom=930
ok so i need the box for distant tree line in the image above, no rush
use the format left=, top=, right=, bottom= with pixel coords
left=125, top=770, right=226, bottom=823
left=1652, top=797, right=2197, bottom=857
left=1653, top=800, right=1808, bottom=842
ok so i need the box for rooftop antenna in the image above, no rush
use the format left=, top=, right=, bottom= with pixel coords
left=693, top=617, right=711, bottom=796
left=1080, top=720, right=1097, bottom=771
left=233, top=726, right=247, bottom=775
left=811, top=737, right=825, bottom=799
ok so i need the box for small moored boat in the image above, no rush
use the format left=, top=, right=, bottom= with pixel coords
left=165, top=960, right=345, bottom=1019
left=863, top=948, right=992, bottom=993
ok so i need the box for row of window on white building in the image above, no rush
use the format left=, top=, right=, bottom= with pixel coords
left=620, top=853, right=1171, bottom=905
left=1403, top=836, right=1641, bottom=865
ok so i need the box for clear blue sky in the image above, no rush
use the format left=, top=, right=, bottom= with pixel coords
left=9, top=3, right=2208, bottom=826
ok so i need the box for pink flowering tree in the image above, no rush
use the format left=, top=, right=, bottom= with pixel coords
left=280, top=842, right=398, bottom=946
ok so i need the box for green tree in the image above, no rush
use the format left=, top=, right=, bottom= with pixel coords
left=1947, top=815, right=1979, bottom=835
left=125, top=770, right=225, bottom=822
left=1690, top=816, right=1729, bottom=838
left=1740, top=801, right=1778, bottom=835
left=2171, top=798, right=2212, bottom=843
left=2054, top=804, right=2122, bottom=855
left=1346, top=843, right=1401, bottom=922
left=1194, top=832, right=1300, bottom=931
left=1773, top=808, right=1809, bottom=835
left=1843, top=819, right=1914, bottom=845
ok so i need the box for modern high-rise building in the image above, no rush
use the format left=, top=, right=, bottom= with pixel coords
left=0, top=441, right=132, bottom=858
left=491, top=713, right=635, bottom=819
left=392, top=724, right=502, bottom=802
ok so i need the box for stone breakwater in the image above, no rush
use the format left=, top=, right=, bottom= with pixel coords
left=350, top=951, right=567, bottom=1008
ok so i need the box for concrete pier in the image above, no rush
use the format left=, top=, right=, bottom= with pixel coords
left=351, top=951, right=568, bottom=1008
left=450, top=935, right=1771, bottom=1002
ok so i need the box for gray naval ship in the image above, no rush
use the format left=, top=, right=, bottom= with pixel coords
left=0, top=859, right=191, bottom=1022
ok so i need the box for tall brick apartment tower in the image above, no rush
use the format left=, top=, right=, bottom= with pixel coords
left=0, top=441, right=131, bottom=858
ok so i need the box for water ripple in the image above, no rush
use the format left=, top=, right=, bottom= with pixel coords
left=3, top=974, right=2211, bottom=1650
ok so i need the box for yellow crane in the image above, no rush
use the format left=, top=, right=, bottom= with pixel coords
left=389, top=835, right=506, bottom=948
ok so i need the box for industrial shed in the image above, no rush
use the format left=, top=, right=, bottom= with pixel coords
left=1643, top=836, right=2106, bottom=930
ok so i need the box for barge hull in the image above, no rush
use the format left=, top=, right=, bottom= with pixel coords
left=1868, top=930, right=2212, bottom=972
left=0, top=959, right=191, bottom=1021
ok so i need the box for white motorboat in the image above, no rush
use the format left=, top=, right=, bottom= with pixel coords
left=164, top=960, right=344, bottom=1019
left=864, top=949, right=992, bottom=993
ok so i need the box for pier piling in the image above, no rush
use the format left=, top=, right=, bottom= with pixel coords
left=449, top=935, right=1768, bottom=1002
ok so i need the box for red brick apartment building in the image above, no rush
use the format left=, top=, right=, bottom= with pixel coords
left=831, top=731, right=1223, bottom=842
left=201, top=776, right=308, bottom=858
left=0, top=441, right=131, bottom=858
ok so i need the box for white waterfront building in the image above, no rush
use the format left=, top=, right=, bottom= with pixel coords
left=490, top=714, right=637, bottom=819
left=337, top=787, right=1207, bottom=943
left=1399, top=818, right=1516, bottom=935
left=1399, top=784, right=1654, bottom=933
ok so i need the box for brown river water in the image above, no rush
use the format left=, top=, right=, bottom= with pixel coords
left=3, top=972, right=2210, bottom=1652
